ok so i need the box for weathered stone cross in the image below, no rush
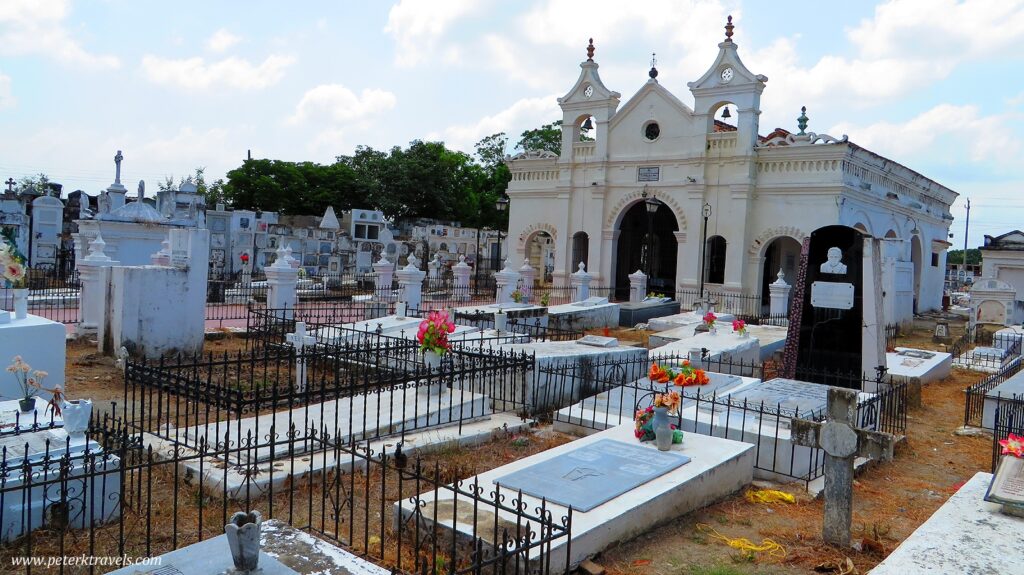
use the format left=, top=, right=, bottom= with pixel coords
left=792, top=387, right=897, bottom=547
left=4, top=178, right=14, bottom=193
left=285, top=322, right=317, bottom=393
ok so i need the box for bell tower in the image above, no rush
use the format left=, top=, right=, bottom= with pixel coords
left=687, top=16, right=767, bottom=154
left=557, top=38, right=621, bottom=162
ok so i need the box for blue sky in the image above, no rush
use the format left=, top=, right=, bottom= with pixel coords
left=1, top=0, right=1021, bottom=248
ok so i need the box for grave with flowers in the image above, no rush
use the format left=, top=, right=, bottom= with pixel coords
left=649, top=318, right=788, bottom=361
left=649, top=312, right=762, bottom=374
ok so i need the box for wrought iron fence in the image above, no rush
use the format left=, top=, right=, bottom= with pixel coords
left=991, top=403, right=1024, bottom=472
left=539, top=353, right=908, bottom=484
left=0, top=269, right=80, bottom=325
left=674, top=288, right=762, bottom=316
left=964, top=356, right=1024, bottom=428
left=0, top=415, right=570, bottom=574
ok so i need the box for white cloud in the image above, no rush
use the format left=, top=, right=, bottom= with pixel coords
left=384, top=0, right=484, bottom=67
left=287, top=84, right=398, bottom=152
left=830, top=104, right=1023, bottom=165
left=0, top=72, right=14, bottom=110
left=0, top=0, right=120, bottom=69
left=206, top=28, right=241, bottom=53
left=141, top=54, right=295, bottom=91
left=435, top=95, right=561, bottom=153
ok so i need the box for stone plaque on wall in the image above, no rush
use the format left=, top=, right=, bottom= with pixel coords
left=637, top=166, right=660, bottom=182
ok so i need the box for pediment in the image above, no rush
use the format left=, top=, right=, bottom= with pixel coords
left=610, top=80, right=693, bottom=130
left=687, top=41, right=766, bottom=94
left=986, top=231, right=1024, bottom=248
left=559, top=60, right=621, bottom=108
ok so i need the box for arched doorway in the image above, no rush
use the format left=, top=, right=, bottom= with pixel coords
left=760, top=236, right=802, bottom=312
left=911, top=234, right=922, bottom=313
left=614, top=201, right=678, bottom=299
left=525, top=231, right=554, bottom=285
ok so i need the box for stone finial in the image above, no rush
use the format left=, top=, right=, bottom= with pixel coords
left=271, top=244, right=290, bottom=268
left=797, top=106, right=809, bottom=135
left=578, top=262, right=586, bottom=273
left=586, top=38, right=595, bottom=61
left=406, top=253, right=419, bottom=269
left=724, top=15, right=734, bottom=42
left=87, top=234, right=107, bottom=258
left=500, top=258, right=514, bottom=272
left=649, top=52, right=658, bottom=79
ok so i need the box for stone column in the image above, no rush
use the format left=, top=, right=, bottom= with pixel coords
left=570, top=262, right=592, bottom=302
left=494, top=259, right=521, bottom=304
left=373, top=256, right=394, bottom=300
left=519, top=260, right=537, bottom=301
left=452, top=255, right=472, bottom=301
left=265, top=245, right=299, bottom=319
left=768, top=268, right=792, bottom=316
left=76, top=234, right=119, bottom=338
left=396, top=254, right=426, bottom=312
left=628, top=269, right=647, bottom=303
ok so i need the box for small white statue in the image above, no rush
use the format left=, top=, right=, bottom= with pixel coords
left=820, top=247, right=848, bottom=275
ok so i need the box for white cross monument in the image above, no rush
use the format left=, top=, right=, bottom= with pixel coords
left=285, top=322, right=317, bottom=393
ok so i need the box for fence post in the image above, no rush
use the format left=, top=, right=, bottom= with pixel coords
left=570, top=262, right=592, bottom=302
left=518, top=260, right=536, bottom=301
left=77, top=234, right=120, bottom=339
left=628, top=269, right=647, bottom=303
left=452, top=255, right=472, bottom=301
left=494, top=259, right=521, bottom=304
left=769, top=268, right=791, bottom=316
left=396, top=254, right=426, bottom=311
left=265, top=245, right=299, bottom=319
left=373, top=255, right=395, bottom=300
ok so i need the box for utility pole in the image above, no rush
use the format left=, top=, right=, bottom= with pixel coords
left=963, top=197, right=970, bottom=268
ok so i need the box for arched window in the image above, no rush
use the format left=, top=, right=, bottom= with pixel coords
left=572, top=232, right=589, bottom=271
left=705, top=236, right=727, bottom=284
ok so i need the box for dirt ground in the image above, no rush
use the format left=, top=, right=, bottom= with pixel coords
left=59, top=325, right=994, bottom=575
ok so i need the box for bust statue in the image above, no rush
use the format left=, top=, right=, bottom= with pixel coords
left=819, top=247, right=847, bottom=275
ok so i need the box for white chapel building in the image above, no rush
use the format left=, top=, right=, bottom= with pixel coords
left=504, top=18, right=957, bottom=317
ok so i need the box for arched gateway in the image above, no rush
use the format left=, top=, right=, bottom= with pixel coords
left=613, top=200, right=678, bottom=299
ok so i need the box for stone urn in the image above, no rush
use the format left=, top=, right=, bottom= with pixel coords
left=62, top=399, right=92, bottom=438
left=225, top=510, right=262, bottom=573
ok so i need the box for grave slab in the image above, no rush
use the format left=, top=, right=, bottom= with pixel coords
left=647, top=310, right=736, bottom=333
left=498, top=340, right=648, bottom=413
left=0, top=397, right=64, bottom=433
left=649, top=324, right=786, bottom=361
left=0, top=314, right=66, bottom=401
left=982, top=367, right=1024, bottom=430
left=311, top=315, right=425, bottom=344
left=994, top=326, right=1024, bottom=352
left=618, top=300, right=681, bottom=327
left=547, top=300, right=619, bottom=331
left=885, top=347, right=952, bottom=384
left=455, top=303, right=549, bottom=330
left=868, top=472, right=1024, bottom=575
left=553, top=371, right=760, bottom=435
left=954, top=345, right=1012, bottom=373
left=393, top=423, right=754, bottom=571
left=650, top=331, right=760, bottom=375
left=106, top=519, right=391, bottom=575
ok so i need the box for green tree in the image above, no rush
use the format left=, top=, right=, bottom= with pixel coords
left=158, top=167, right=228, bottom=206
left=515, top=120, right=562, bottom=154
left=947, top=248, right=981, bottom=266
left=17, top=173, right=51, bottom=195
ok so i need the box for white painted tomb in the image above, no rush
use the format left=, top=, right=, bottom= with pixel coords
left=0, top=397, right=64, bottom=432
left=107, top=519, right=391, bottom=575
left=498, top=339, right=648, bottom=413
left=647, top=310, right=736, bottom=333
left=455, top=303, right=549, bottom=330
left=554, top=370, right=760, bottom=435
left=954, top=345, right=1012, bottom=373
left=885, top=347, right=952, bottom=384
left=547, top=298, right=620, bottom=331
left=0, top=314, right=66, bottom=401
left=0, top=428, right=121, bottom=542
left=650, top=331, right=761, bottom=375
left=649, top=323, right=787, bottom=360
left=868, top=472, right=1024, bottom=575
left=981, top=368, right=1024, bottom=430
left=994, top=325, right=1024, bottom=352
left=311, top=315, right=432, bottom=345
left=393, top=423, right=754, bottom=571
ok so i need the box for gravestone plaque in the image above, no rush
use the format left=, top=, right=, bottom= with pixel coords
left=794, top=225, right=866, bottom=388
left=494, top=438, right=690, bottom=512
left=985, top=455, right=1024, bottom=513
left=725, top=378, right=829, bottom=420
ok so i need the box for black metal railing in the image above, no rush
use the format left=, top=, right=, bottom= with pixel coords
left=674, top=288, right=762, bottom=316
left=0, top=269, right=80, bottom=325
left=964, top=356, right=1024, bottom=428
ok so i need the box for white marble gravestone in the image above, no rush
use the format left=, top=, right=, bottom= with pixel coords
left=885, top=347, right=952, bottom=384
left=649, top=323, right=786, bottom=361
left=869, top=473, right=1024, bottom=575
left=650, top=331, right=760, bottom=375
left=647, top=310, right=736, bottom=333
left=0, top=314, right=66, bottom=401
left=981, top=369, right=1024, bottom=430
left=393, top=423, right=754, bottom=571
left=547, top=299, right=619, bottom=331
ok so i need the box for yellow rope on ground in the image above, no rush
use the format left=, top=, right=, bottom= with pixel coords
left=695, top=523, right=787, bottom=558
left=744, top=488, right=796, bottom=505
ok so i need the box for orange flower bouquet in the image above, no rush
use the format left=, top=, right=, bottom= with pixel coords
left=649, top=361, right=710, bottom=387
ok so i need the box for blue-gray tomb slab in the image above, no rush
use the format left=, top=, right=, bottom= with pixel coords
left=106, top=534, right=299, bottom=574
left=493, top=438, right=690, bottom=512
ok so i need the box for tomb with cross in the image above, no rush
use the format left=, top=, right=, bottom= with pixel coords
left=792, top=386, right=897, bottom=547
left=285, top=322, right=317, bottom=393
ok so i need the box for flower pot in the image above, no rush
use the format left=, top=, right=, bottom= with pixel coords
left=423, top=349, right=442, bottom=371
left=13, top=289, right=27, bottom=320
left=18, top=397, right=35, bottom=413
left=62, top=399, right=92, bottom=438
left=494, top=312, right=508, bottom=333
left=225, top=510, right=262, bottom=572
left=708, top=325, right=717, bottom=335
left=653, top=407, right=672, bottom=451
